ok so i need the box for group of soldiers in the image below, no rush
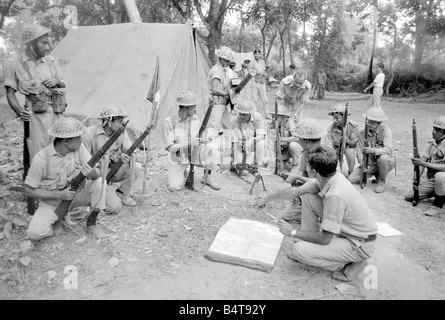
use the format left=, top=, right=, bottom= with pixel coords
left=4, top=25, right=444, bottom=283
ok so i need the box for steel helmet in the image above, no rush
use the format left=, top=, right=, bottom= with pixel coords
left=328, top=102, right=351, bottom=116
left=362, top=107, right=388, bottom=122
left=175, top=91, right=200, bottom=106
left=291, top=118, right=326, bottom=139
left=215, top=46, right=235, bottom=61
left=48, top=117, right=85, bottom=138
left=98, top=106, right=129, bottom=119
left=22, top=24, right=51, bottom=45
left=233, top=100, right=256, bottom=114
left=432, top=116, right=445, bottom=130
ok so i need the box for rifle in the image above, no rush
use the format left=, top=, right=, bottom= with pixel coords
left=360, top=116, right=369, bottom=189
left=184, top=101, right=214, bottom=190
left=274, top=98, right=283, bottom=175
left=228, top=69, right=256, bottom=109
left=338, top=102, right=349, bottom=173
left=107, top=97, right=160, bottom=184
left=54, top=120, right=129, bottom=220
left=231, top=135, right=266, bottom=194
left=23, top=105, right=36, bottom=215
left=310, top=83, right=318, bottom=100
left=412, top=118, right=420, bottom=206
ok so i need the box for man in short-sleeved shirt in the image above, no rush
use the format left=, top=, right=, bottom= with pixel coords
left=276, top=69, right=311, bottom=122
left=3, top=24, right=66, bottom=161
left=364, top=63, right=385, bottom=109
left=404, top=115, right=445, bottom=216
left=277, top=146, right=377, bottom=282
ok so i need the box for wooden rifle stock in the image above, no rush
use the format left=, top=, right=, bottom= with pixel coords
left=412, top=119, right=420, bottom=206
left=360, top=117, right=369, bottom=189
left=274, top=99, right=283, bottom=175
left=54, top=120, right=129, bottom=220
left=185, top=102, right=214, bottom=190
left=338, top=102, right=349, bottom=171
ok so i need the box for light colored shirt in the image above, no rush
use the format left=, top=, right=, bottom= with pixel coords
left=3, top=52, right=64, bottom=95
left=164, top=114, right=200, bottom=164
left=423, top=138, right=445, bottom=164
left=326, top=120, right=359, bottom=149
left=356, top=124, right=393, bottom=165
left=317, top=72, right=327, bottom=85
left=276, top=75, right=311, bottom=121
left=82, top=124, right=132, bottom=164
left=319, top=172, right=378, bottom=240
left=25, top=143, right=91, bottom=206
left=208, top=62, right=229, bottom=105
left=230, top=112, right=265, bottom=142
left=373, top=73, right=385, bottom=88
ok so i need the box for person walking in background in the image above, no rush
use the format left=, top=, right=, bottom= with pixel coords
left=364, top=63, right=385, bottom=109
left=250, top=48, right=270, bottom=119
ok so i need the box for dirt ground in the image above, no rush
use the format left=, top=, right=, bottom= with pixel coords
left=1, top=88, right=445, bottom=301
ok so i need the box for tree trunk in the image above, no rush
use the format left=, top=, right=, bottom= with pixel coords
left=368, top=1, right=378, bottom=89
left=207, top=29, right=222, bottom=63
left=238, top=16, right=244, bottom=52
left=0, top=0, right=16, bottom=31
left=265, top=28, right=277, bottom=62
left=286, top=18, right=294, bottom=66
left=123, top=0, right=142, bottom=23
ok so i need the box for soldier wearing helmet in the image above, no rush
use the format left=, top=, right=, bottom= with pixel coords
left=348, top=107, right=395, bottom=193
left=207, top=46, right=236, bottom=138
left=267, top=104, right=302, bottom=174
left=24, top=117, right=107, bottom=240
left=326, top=102, right=359, bottom=176
left=404, top=115, right=445, bottom=217
left=164, top=91, right=221, bottom=191
left=276, top=68, right=312, bottom=123
left=230, top=100, right=268, bottom=169
left=3, top=24, right=66, bottom=161
left=82, top=106, right=142, bottom=212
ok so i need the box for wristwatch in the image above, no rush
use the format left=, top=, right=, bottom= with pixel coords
left=291, top=230, right=297, bottom=237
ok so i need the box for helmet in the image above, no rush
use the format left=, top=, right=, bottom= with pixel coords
left=233, top=100, right=256, bottom=114
left=293, top=69, right=307, bottom=83
left=269, top=104, right=289, bottom=117
left=48, top=117, right=85, bottom=138
left=22, top=24, right=51, bottom=45
left=328, top=102, right=351, bottom=116
left=215, top=46, right=235, bottom=61
left=432, top=116, right=445, bottom=130
left=98, top=106, right=129, bottom=119
left=176, top=91, right=200, bottom=106
left=362, top=107, right=388, bottom=122
left=291, top=118, right=326, bottom=139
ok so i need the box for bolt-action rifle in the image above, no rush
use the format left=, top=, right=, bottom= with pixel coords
left=360, top=116, right=369, bottom=189
left=54, top=120, right=128, bottom=220
left=412, top=118, right=420, bottom=206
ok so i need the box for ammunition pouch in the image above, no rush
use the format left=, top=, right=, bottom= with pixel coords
left=50, top=88, right=67, bottom=114
left=26, top=88, right=51, bottom=113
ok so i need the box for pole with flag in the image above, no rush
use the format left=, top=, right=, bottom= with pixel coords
left=143, top=56, right=161, bottom=194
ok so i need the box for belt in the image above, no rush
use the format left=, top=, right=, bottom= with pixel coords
left=364, top=234, right=377, bottom=242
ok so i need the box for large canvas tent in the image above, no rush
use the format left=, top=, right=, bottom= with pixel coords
left=51, top=21, right=212, bottom=149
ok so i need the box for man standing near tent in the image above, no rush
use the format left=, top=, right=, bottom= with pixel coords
left=82, top=107, right=142, bottom=213
left=250, top=49, right=270, bottom=119
left=207, top=46, right=235, bottom=137
left=276, top=68, right=311, bottom=124
left=164, top=91, right=220, bottom=191
left=3, top=24, right=66, bottom=161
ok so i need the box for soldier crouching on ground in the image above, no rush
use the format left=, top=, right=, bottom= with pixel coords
left=25, top=117, right=107, bottom=240
left=82, top=107, right=142, bottom=213
left=164, top=91, right=221, bottom=191
left=404, top=116, right=445, bottom=217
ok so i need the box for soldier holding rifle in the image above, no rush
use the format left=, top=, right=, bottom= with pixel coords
left=348, top=107, right=395, bottom=193
left=164, top=92, right=220, bottom=191
left=404, top=116, right=445, bottom=217
left=326, top=102, right=359, bottom=176
left=82, top=107, right=142, bottom=213
left=24, top=118, right=107, bottom=240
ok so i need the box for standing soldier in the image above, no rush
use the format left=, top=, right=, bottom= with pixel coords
left=404, top=116, right=445, bottom=217
left=326, top=102, right=359, bottom=176
left=207, top=46, right=235, bottom=138
left=3, top=24, right=66, bottom=161
left=317, top=69, right=327, bottom=100
left=348, top=107, right=395, bottom=193
left=276, top=68, right=311, bottom=124
left=82, top=107, right=142, bottom=213
left=250, top=48, right=270, bottom=119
